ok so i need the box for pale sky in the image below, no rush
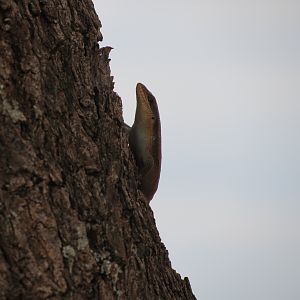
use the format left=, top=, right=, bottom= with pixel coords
left=94, top=1, right=300, bottom=299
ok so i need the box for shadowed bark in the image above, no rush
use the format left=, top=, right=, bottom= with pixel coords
left=0, top=0, right=196, bottom=299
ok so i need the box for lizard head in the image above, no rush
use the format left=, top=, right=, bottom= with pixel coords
left=135, top=82, right=160, bottom=125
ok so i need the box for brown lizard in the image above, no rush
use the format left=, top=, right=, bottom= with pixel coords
left=128, top=83, right=162, bottom=201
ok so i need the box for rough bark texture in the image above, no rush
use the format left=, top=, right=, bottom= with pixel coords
left=0, top=0, right=196, bottom=299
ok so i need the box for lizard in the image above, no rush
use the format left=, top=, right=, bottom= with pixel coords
left=127, top=83, right=162, bottom=202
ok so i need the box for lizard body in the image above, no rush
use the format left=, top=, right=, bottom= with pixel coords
left=129, top=83, right=161, bottom=201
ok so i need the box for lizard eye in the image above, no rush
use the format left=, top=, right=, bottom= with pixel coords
left=151, top=116, right=155, bottom=120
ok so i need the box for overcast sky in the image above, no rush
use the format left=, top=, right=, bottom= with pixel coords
left=94, top=1, right=300, bottom=299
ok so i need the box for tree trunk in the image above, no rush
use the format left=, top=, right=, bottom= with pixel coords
left=0, top=0, right=196, bottom=299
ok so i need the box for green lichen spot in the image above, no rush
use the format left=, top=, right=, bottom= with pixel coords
left=3, top=99, right=26, bottom=123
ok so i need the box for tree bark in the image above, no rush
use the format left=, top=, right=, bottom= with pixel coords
left=0, top=0, right=196, bottom=299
